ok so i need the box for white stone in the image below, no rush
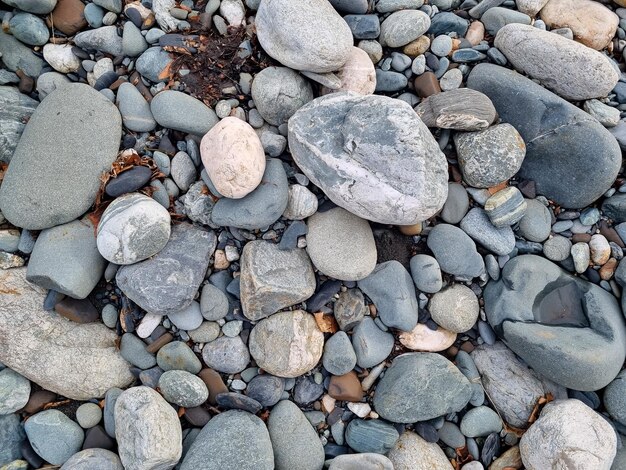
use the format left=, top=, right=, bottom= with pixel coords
left=136, top=312, right=162, bottom=338
left=43, top=44, right=80, bottom=73
left=348, top=402, right=371, bottom=417
left=283, top=184, right=318, bottom=220
left=399, top=323, right=457, bottom=352
left=325, top=47, right=376, bottom=95
left=220, top=0, right=245, bottom=25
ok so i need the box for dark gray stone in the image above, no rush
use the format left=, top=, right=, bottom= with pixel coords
left=246, top=375, right=284, bottom=407
left=344, top=14, right=380, bottom=39
left=602, top=193, right=626, bottom=223
left=345, top=419, right=399, bottom=454
left=373, top=353, right=472, bottom=423
left=375, top=70, right=408, bottom=92
left=484, top=255, right=626, bottom=391
left=334, top=288, right=368, bottom=331
left=427, top=12, right=469, bottom=35
left=467, top=64, right=621, bottom=208
left=0, top=413, right=24, bottom=466
left=116, top=223, right=216, bottom=315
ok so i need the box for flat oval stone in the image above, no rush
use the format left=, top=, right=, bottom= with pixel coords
left=200, top=117, right=266, bottom=199
left=415, top=88, right=496, bottom=131
left=399, top=323, right=456, bottom=351
left=9, top=12, right=50, bottom=46
left=105, top=166, right=153, bottom=197
left=25, top=410, right=84, bottom=466
left=379, top=10, right=431, bottom=48
left=494, top=24, right=619, bottom=100
left=345, top=419, right=399, bottom=454
left=255, top=0, right=353, bottom=73
left=150, top=90, right=218, bottom=135
left=215, top=392, right=262, bottom=414
left=249, top=310, right=324, bottom=378
left=115, top=83, right=156, bottom=133
left=97, top=193, right=171, bottom=265
left=0, top=83, right=121, bottom=230
left=158, top=370, right=209, bottom=407
left=288, top=93, right=448, bottom=225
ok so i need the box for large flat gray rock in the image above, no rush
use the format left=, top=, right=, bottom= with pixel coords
left=116, top=223, right=216, bottom=315
left=0, top=83, right=121, bottom=229
left=0, top=268, right=133, bottom=400
left=0, top=86, right=38, bottom=163
left=288, top=93, right=448, bottom=225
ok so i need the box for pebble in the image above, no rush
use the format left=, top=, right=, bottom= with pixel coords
left=460, top=406, right=502, bottom=437
left=0, top=369, right=30, bottom=414
left=283, top=185, right=318, bottom=220
left=590, top=234, right=611, bottom=265
left=431, top=35, right=453, bottom=56
left=345, top=419, right=399, bottom=454
left=460, top=208, right=515, bottom=256
left=484, top=187, right=527, bottom=227
left=517, top=199, right=551, bottom=242
left=120, top=333, right=157, bottom=369
left=168, top=301, right=204, bottom=331
left=438, top=421, right=465, bottom=449
left=543, top=235, right=572, bottom=262
left=351, top=317, right=394, bottom=368
left=200, top=283, right=229, bottom=321
left=429, top=284, right=479, bottom=333
left=409, top=254, right=443, bottom=294
left=379, top=10, right=431, bottom=48
left=398, top=323, right=456, bottom=351
left=245, top=375, right=284, bottom=407
left=157, top=341, right=202, bottom=374
left=323, top=331, right=358, bottom=376
left=136, top=47, right=173, bottom=82
left=482, top=7, right=531, bottom=35
left=329, top=453, right=394, bottom=470
left=9, top=13, right=49, bottom=46
left=440, top=183, right=470, bottom=224
left=427, top=223, right=485, bottom=279
left=388, top=431, right=454, bottom=469
left=158, top=370, right=209, bottom=407
left=24, top=410, right=84, bottom=466
left=75, top=403, right=103, bottom=429
left=151, top=90, right=218, bottom=135
left=251, top=67, right=313, bottom=125
left=202, top=336, right=250, bottom=374
left=584, top=99, right=621, bottom=127
left=571, top=242, right=591, bottom=273
left=334, top=288, right=368, bottom=331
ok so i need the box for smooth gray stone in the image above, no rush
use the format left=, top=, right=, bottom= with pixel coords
left=0, top=84, right=121, bottom=230
left=202, top=336, right=250, bottom=374
left=94, top=0, right=121, bottom=13
left=0, top=368, right=30, bottom=414
left=460, top=208, right=515, bottom=256
left=156, top=341, right=202, bottom=374
left=246, top=375, right=284, bottom=407
left=84, top=3, right=105, bottom=27
left=158, top=370, right=208, bottom=407
left=460, top=406, right=502, bottom=437
left=415, top=88, right=496, bottom=131
left=375, top=70, right=408, bottom=92
left=36, top=71, right=70, bottom=100
left=517, top=198, right=551, bottom=242
left=250, top=67, right=313, bottom=126
left=373, top=352, right=472, bottom=423
left=9, top=13, right=49, bottom=46
left=482, top=6, right=531, bottom=35
left=25, top=410, right=84, bottom=466
left=322, top=331, right=357, bottom=375
left=0, top=31, right=44, bottom=77
left=438, top=422, right=465, bottom=448
left=455, top=350, right=484, bottom=406
left=409, top=254, right=442, bottom=294
left=330, top=0, right=368, bottom=13
left=0, top=413, right=25, bottom=466
left=116, top=223, right=216, bottom=315
left=27, top=219, right=106, bottom=299
left=345, top=419, right=399, bottom=454
left=60, top=449, right=123, bottom=470
left=484, top=255, right=626, bottom=391
left=3, top=0, right=56, bottom=13
left=379, top=10, right=431, bottom=48
left=351, top=317, right=394, bottom=368
left=135, top=47, right=173, bottom=82
left=116, top=82, right=155, bottom=132
left=604, top=370, right=626, bottom=427
left=255, top=0, right=352, bottom=73
left=180, top=410, right=274, bottom=470
left=122, top=21, right=148, bottom=57
left=468, top=0, right=504, bottom=18
left=328, top=453, right=394, bottom=470
left=211, top=158, right=289, bottom=230
left=344, top=14, right=380, bottom=39
left=440, top=182, right=470, bottom=224
left=0, top=86, right=38, bottom=164
left=103, top=388, right=122, bottom=438
left=74, top=26, right=123, bottom=56
left=427, top=12, right=469, bottom=35
left=288, top=93, right=448, bottom=225
left=120, top=333, right=156, bottom=370
left=358, top=260, right=418, bottom=331
left=268, top=400, right=325, bottom=470
left=200, top=283, right=229, bottom=320
left=151, top=90, right=218, bottom=135
left=427, top=223, right=485, bottom=279
left=468, top=63, right=621, bottom=208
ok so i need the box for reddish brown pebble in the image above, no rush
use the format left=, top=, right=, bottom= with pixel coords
left=398, top=222, right=422, bottom=236
left=600, top=257, right=618, bottom=280
left=23, top=390, right=57, bottom=414
left=571, top=233, right=592, bottom=244
left=54, top=298, right=99, bottom=323
left=460, top=341, right=475, bottom=353
left=185, top=406, right=212, bottom=427
left=328, top=371, right=364, bottom=402
left=145, top=332, right=174, bottom=354
left=198, top=368, right=228, bottom=405
left=599, top=220, right=625, bottom=248
left=413, top=72, right=441, bottom=98
left=47, top=0, right=87, bottom=35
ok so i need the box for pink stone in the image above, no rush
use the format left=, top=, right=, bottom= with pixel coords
left=323, top=47, right=376, bottom=96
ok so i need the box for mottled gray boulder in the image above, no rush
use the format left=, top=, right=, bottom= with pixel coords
left=0, top=86, right=38, bottom=163
left=0, top=268, right=133, bottom=400
left=268, top=400, right=325, bottom=470
left=251, top=67, right=314, bottom=126
left=114, top=387, right=182, bottom=470
left=0, top=83, right=121, bottom=229
left=426, top=223, right=485, bottom=279
left=240, top=240, right=315, bottom=321
left=27, top=219, right=106, bottom=299
left=471, top=342, right=566, bottom=428
left=484, top=255, right=626, bottom=391
left=180, top=410, right=274, bottom=470
left=74, top=26, right=123, bottom=56
left=60, top=449, right=123, bottom=470
left=0, top=413, right=24, bottom=466
left=520, top=399, right=616, bottom=469
left=256, top=0, right=352, bottom=73
left=210, top=159, right=289, bottom=230
left=358, top=261, right=418, bottom=331
left=0, top=31, right=44, bottom=77
left=415, top=88, right=496, bottom=131
left=116, top=223, right=216, bottom=315
left=468, top=64, right=621, bottom=208
left=495, top=24, right=619, bottom=100
left=454, top=123, right=525, bottom=188
left=373, top=353, right=472, bottom=423
left=288, top=93, right=448, bottom=225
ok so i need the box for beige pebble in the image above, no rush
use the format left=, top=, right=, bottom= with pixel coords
left=399, top=323, right=457, bottom=352
left=589, top=233, right=611, bottom=265
left=213, top=249, right=230, bottom=270
left=465, top=21, right=485, bottom=46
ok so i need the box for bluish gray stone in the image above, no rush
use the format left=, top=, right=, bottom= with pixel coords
left=409, top=254, right=442, bottom=294
left=345, top=419, right=399, bottom=454
left=103, top=388, right=122, bottom=438
left=168, top=301, right=203, bottom=331
left=323, top=331, right=357, bottom=375
left=200, top=283, right=229, bottom=321
left=375, top=70, right=408, bottom=92
left=468, top=64, right=621, bottom=208
left=0, top=31, right=44, bottom=77
left=9, top=13, right=49, bottom=46
left=344, top=14, right=380, bottom=39
left=358, top=260, right=418, bottom=331
left=3, top=0, right=56, bottom=13
left=151, top=90, right=218, bottom=135
left=158, top=370, right=209, bottom=407
left=27, top=219, right=106, bottom=299
left=460, top=208, right=515, bottom=256
left=116, top=82, right=156, bottom=132
left=171, top=151, right=196, bottom=191
left=75, top=403, right=103, bottom=429
left=84, top=3, right=105, bottom=27
left=460, top=406, right=502, bottom=437
left=484, top=255, right=626, bottom=391
left=59, top=448, right=123, bottom=470
left=0, top=413, right=25, bottom=466
left=351, top=317, right=394, bottom=368
left=428, top=12, right=469, bottom=35
left=268, top=400, right=325, bottom=470
left=455, top=350, right=484, bottom=406
left=156, top=341, right=202, bottom=374
left=330, top=0, right=368, bottom=13
left=116, top=223, right=216, bottom=315
left=0, top=84, right=121, bottom=230
left=438, top=422, right=465, bottom=448
left=0, top=368, right=30, bottom=414
left=604, top=370, right=626, bottom=427
left=74, top=26, right=123, bottom=56
left=246, top=375, right=284, bottom=407
left=24, top=410, right=84, bottom=466
left=180, top=410, right=274, bottom=470
left=373, top=353, right=472, bottom=423
left=211, top=159, right=289, bottom=230
left=517, top=199, right=551, bottom=242
left=481, top=7, right=531, bottom=35
left=120, top=333, right=156, bottom=370
left=136, top=47, right=173, bottom=82
left=0, top=86, right=38, bottom=164
left=94, top=0, right=121, bottom=13
left=427, top=223, right=485, bottom=279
